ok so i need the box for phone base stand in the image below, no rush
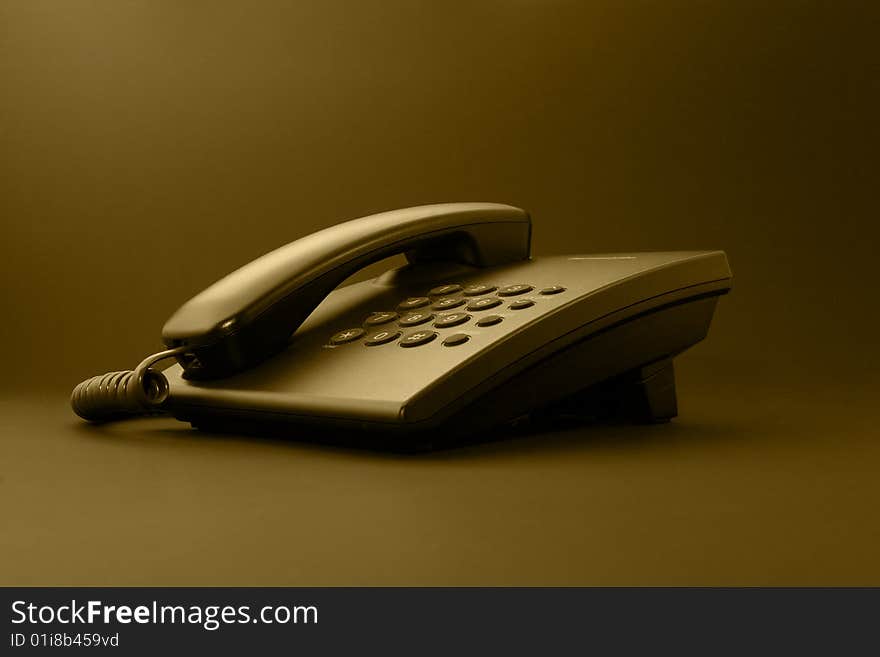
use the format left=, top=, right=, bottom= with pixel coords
left=619, top=359, right=679, bottom=423
left=529, top=358, right=679, bottom=427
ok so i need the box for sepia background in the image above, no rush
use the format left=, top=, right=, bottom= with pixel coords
left=1, top=1, right=878, bottom=585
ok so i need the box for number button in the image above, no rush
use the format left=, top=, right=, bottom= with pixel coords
left=364, top=330, right=401, bottom=346
left=509, top=299, right=535, bottom=310
left=434, top=312, right=470, bottom=328
left=442, top=333, right=470, bottom=347
left=475, top=315, right=503, bottom=327
left=397, top=297, right=431, bottom=311
left=540, top=285, right=566, bottom=295
left=463, top=283, right=497, bottom=296
left=329, top=328, right=365, bottom=345
left=466, top=297, right=502, bottom=311
left=498, top=284, right=534, bottom=297
left=365, top=312, right=398, bottom=326
left=432, top=297, right=465, bottom=311
left=399, top=312, right=434, bottom=327
left=429, top=284, right=462, bottom=296
left=400, top=331, right=437, bottom=347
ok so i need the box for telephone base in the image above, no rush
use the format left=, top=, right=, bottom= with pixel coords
left=182, top=290, right=718, bottom=451
left=186, top=359, right=681, bottom=452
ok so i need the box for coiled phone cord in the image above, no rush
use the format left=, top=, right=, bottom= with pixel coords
left=70, top=347, right=188, bottom=422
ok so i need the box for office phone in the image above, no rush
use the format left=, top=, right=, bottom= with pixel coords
left=72, top=203, right=732, bottom=449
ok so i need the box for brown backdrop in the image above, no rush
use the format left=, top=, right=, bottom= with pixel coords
left=3, top=0, right=877, bottom=391
left=1, top=1, right=878, bottom=585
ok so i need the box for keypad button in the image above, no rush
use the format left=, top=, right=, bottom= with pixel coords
left=365, top=312, right=398, bottom=326
left=429, top=284, right=462, bottom=296
left=540, top=285, right=566, bottom=295
left=364, top=330, right=401, bottom=346
left=475, top=315, right=503, bottom=327
left=432, top=297, right=465, bottom=311
left=498, top=284, right=534, bottom=297
left=466, top=297, right=502, bottom=311
left=463, top=283, right=497, bottom=296
left=400, top=330, right=437, bottom=347
left=397, top=297, right=431, bottom=311
left=443, top=333, right=470, bottom=347
left=434, top=312, right=470, bottom=328
left=399, top=312, right=434, bottom=327
left=329, top=328, right=365, bottom=345
left=509, top=299, right=535, bottom=310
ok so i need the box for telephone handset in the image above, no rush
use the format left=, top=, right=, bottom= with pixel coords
left=72, top=203, right=732, bottom=450
left=162, top=203, right=531, bottom=379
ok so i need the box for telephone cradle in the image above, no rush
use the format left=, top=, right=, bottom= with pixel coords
left=72, top=203, right=732, bottom=450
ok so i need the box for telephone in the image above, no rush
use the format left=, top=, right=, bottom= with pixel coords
left=72, top=203, right=732, bottom=450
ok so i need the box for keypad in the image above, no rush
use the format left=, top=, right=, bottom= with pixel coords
left=476, top=315, right=503, bottom=327
left=400, top=330, right=437, bottom=347
left=463, top=283, right=497, bottom=296
left=498, top=284, right=533, bottom=297
left=442, top=333, right=470, bottom=347
left=434, top=312, right=470, bottom=328
left=429, top=284, right=462, bottom=296
left=329, top=280, right=566, bottom=349
left=329, top=328, right=365, bottom=345
left=466, top=297, right=502, bottom=311
left=397, top=297, right=431, bottom=311
left=364, top=330, right=400, bottom=346
left=432, top=297, right=465, bottom=311
left=399, top=312, right=434, bottom=327
left=365, top=312, right=398, bottom=326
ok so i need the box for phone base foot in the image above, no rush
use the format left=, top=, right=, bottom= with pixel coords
left=617, top=358, right=678, bottom=423
left=533, top=358, right=679, bottom=425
